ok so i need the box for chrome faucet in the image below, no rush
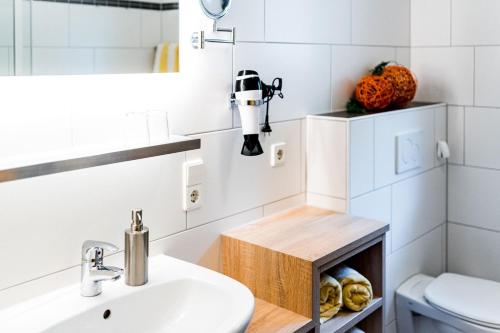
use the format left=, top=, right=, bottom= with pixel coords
left=81, top=240, right=124, bottom=297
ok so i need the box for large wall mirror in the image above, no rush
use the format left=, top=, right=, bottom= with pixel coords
left=0, top=0, right=179, bottom=76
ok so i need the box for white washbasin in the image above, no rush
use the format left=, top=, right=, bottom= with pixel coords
left=0, top=255, right=255, bottom=333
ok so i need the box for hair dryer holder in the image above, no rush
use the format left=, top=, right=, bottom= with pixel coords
left=230, top=95, right=264, bottom=108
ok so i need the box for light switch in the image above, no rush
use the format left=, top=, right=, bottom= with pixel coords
left=396, top=130, right=423, bottom=174
left=184, top=159, right=204, bottom=186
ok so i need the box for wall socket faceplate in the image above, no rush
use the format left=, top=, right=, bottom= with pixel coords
left=183, top=159, right=204, bottom=211
left=270, top=142, right=287, bottom=167
left=184, top=184, right=202, bottom=211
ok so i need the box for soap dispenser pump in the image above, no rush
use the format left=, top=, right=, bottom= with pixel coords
left=125, top=209, right=149, bottom=286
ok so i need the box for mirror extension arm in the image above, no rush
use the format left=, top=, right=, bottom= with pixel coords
left=192, top=21, right=235, bottom=49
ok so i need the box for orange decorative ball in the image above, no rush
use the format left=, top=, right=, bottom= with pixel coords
left=355, top=75, right=395, bottom=110
left=381, top=65, right=417, bottom=107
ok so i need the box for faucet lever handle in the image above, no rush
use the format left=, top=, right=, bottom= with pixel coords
left=81, top=240, right=119, bottom=262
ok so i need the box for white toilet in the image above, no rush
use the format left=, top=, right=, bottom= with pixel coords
left=396, top=273, right=500, bottom=333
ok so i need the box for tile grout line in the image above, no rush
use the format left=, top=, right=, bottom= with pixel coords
left=448, top=220, right=500, bottom=235
left=449, top=0, right=452, bottom=47
left=473, top=46, right=476, bottom=107
left=390, top=223, right=445, bottom=256
left=462, top=106, right=466, bottom=165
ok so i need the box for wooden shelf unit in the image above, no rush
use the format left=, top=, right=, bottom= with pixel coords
left=249, top=298, right=314, bottom=333
left=221, top=206, right=389, bottom=333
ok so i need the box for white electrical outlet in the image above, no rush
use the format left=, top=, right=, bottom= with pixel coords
left=270, top=142, right=287, bottom=167
left=183, top=159, right=204, bottom=211
left=184, top=184, right=202, bottom=211
left=396, top=130, right=423, bottom=174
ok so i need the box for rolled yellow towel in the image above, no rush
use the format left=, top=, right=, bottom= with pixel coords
left=319, top=274, right=343, bottom=323
left=331, top=265, right=373, bottom=312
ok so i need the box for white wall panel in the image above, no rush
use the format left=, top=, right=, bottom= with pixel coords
left=452, top=0, right=500, bottom=45
left=392, top=167, right=446, bottom=251
left=386, top=226, right=444, bottom=323
left=411, top=47, right=474, bottom=106
left=352, top=0, right=410, bottom=46
left=265, top=0, right=351, bottom=44
left=434, top=106, right=447, bottom=167
left=449, top=165, right=500, bottom=232
left=221, top=0, right=265, bottom=42
left=350, top=186, right=392, bottom=256
left=465, top=107, right=500, bottom=168
left=411, top=0, right=450, bottom=46
left=0, top=108, right=72, bottom=157
left=475, top=47, right=500, bottom=107
left=307, top=118, right=347, bottom=199
left=234, top=43, right=331, bottom=123
left=186, top=121, right=302, bottom=228
left=350, top=186, right=391, bottom=224
left=448, top=106, right=465, bottom=165
left=350, top=118, right=374, bottom=197
left=448, top=223, right=500, bottom=282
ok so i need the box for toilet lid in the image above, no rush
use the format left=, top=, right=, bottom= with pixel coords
left=424, top=273, right=500, bottom=329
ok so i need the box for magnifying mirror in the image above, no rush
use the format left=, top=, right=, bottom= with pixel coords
left=192, top=0, right=235, bottom=49
left=199, top=0, right=232, bottom=20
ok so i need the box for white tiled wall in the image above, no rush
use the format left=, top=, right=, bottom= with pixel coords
left=1, top=4, right=452, bottom=333
left=186, top=122, right=302, bottom=229
left=386, top=226, right=445, bottom=323
left=264, top=0, right=351, bottom=44
left=352, top=0, right=410, bottom=46
left=0, top=0, right=413, bottom=314
left=410, top=0, right=450, bottom=47
left=233, top=42, right=332, bottom=122
left=411, top=47, right=474, bottom=106
left=451, top=0, right=500, bottom=46
left=411, top=0, right=500, bottom=299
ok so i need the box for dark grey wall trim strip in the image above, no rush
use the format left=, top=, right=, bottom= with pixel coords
left=0, top=138, right=200, bottom=183
left=33, top=0, right=179, bottom=11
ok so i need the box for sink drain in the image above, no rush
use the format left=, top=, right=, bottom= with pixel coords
left=103, top=309, right=112, bottom=320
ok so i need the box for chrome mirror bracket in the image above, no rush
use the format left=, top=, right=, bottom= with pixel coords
left=192, top=21, right=235, bottom=49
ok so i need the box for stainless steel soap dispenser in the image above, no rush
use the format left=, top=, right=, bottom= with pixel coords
left=125, top=209, right=149, bottom=286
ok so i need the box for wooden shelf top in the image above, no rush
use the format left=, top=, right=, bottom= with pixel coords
left=247, top=298, right=312, bottom=333
left=222, top=206, right=389, bottom=263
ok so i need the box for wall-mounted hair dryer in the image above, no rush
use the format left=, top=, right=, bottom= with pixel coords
left=232, top=70, right=283, bottom=156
